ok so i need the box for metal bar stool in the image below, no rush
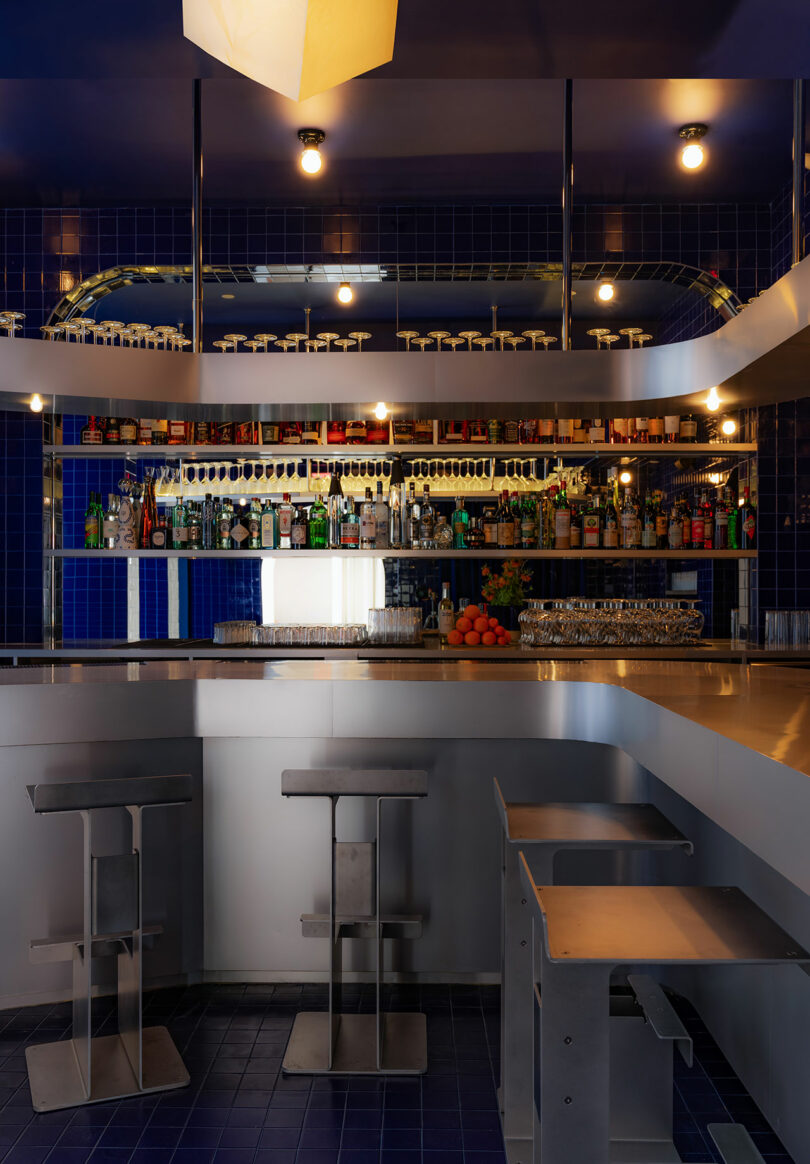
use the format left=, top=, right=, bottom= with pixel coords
left=25, top=774, right=193, bottom=1112
left=519, top=855, right=809, bottom=1164
left=281, top=767, right=428, bottom=1074
left=494, top=777, right=692, bottom=1163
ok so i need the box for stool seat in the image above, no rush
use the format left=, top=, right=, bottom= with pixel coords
left=282, top=768, right=427, bottom=798
left=525, top=881, right=809, bottom=965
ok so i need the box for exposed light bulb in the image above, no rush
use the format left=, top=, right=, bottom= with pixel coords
left=706, top=386, right=721, bottom=412
left=29, top=394, right=44, bottom=413
left=619, top=470, right=632, bottom=485
left=721, top=418, right=737, bottom=436
left=708, top=473, right=722, bottom=485
left=597, top=282, right=615, bottom=303
left=337, top=282, right=353, bottom=305
left=374, top=402, right=389, bottom=421
left=300, top=146, right=322, bottom=174
left=681, top=142, right=705, bottom=170
left=238, top=498, right=247, bottom=507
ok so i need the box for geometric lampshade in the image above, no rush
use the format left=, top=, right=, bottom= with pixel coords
left=183, top=0, right=398, bottom=102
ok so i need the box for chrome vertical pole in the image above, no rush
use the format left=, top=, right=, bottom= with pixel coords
left=562, top=79, right=573, bottom=349
left=192, top=79, right=204, bottom=351
left=792, top=79, right=806, bottom=267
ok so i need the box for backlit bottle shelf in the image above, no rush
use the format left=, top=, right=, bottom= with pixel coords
left=45, top=548, right=757, bottom=560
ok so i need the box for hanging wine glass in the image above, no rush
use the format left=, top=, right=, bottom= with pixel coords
left=285, top=332, right=307, bottom=352
left=128, top=324, right=151, bottom=347
left=214, top=339, right=234, bottom=353
left=274, top=339, right=296, bottom=352
left=254, top=333, right=277, bottom=351
left=245, top=340, right=263, bottom=353
left=443, top=337, right=465, bottom=351
left=539, top=336, right=558, bottom=351
left=316, top=332, right=339, bottom=351
left=428, top=330, right=450, bottom=349
left=0, top=311, right=25, bottom=337
left=522, top=329, right=546, bottom=351
left=619, top=327, right=643, bottom=348
left=602, top=334, right=620, bottom=350
left=334, top=338, right=357, bottom=352
left=396, top=330, right=419, bottom=351
left=412, top=337, right=434, bottom=352
left=473, top=336, right=494, bottom=351
left=635, top=333, right=653, bottom=348
left=490, top=329, right=513, bottom=351
left=458, top=330, right=481, bottom=350
left=40, top=325, right=59, bottom=341
left=348, top=331, right=371, bottom=352
left=586, top=328, right=610, bottom=349
left=505, top=335, right=527, bottom=351
left=224, top=333, right=246, bottom=352
left=305, top=338, right=327, bottom=352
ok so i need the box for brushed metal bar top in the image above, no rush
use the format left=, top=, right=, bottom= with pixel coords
left=521, top=878, right=810, bottom=965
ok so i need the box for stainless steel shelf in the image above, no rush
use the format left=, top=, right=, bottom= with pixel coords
left=45, top=548, right=757, bottom=560
left=43, top=443, right=757, bottom=459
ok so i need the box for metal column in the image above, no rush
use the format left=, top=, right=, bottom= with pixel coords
left=561, top=79, right=573, bottom=350
left=192, top=78, right=203, bottom=352
left=792, top=79, right=806, bottom=267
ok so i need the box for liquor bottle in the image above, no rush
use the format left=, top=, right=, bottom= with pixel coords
left=374, top=481, right=390, bottom=549
left=388, top=458, right=404, bottom=549
left=557, top=417, right=573, bottom=444
left=438, top=582, right=455, bottom=644
left=345, top=419, right=367, bottom=445
left=187, top=503, right=202, bottom=550
left=582, top=493, right=601, bottom=549
left=366, top=418, right=389, bottom=445
left=612, top=417, right=630, bottom=444
left=120, top=418, right=137, bottom=445
left=85, top=492, right=101, bottom=548
left=727, top=487, right=739, bottom=549
left=151, top=419, right=168, bottom=446
left=634, top=417, right=649, bottom=444
left=588, top=417, right=606, bottom=443
left=542, top=488, right=557, bottom=548
left=664, top=415, right=680, bottom=443
left=194, top=420, right=214, bottom=445
left=392, top=419, right=414, bottom=444
left=690, top=493, right=705, bottom=549
left=168, top=419, right=187, bottom=445
left=81, top=417, right=103, bottom=445
left=201, top=494, right=215, bottom=550
left=497, top=490, right=515, bottom=549
left=261, top=499, right=278, bottom=549
left=327, top=471, right=344, bottom=549
left=487, top=418, right=503, bottom=445
left=572, top=419, right=587, bottom=443
left=216, top=501, right=232, bottom=550
left=360, top=487, right=377, bottom=550
left=569, top=502, right=582, bottom=549
left=510, top=491, right=522, bottom=545
left=679, top=414, right=698, bottom=442
left=641, top=493, right=657, bottom=549
left=277, top=493, right=295, bottom=549
left=679, top=494, right=692, bottom=547
left=260, top=420, right=280, bottom=444
left=215, top=421, right=234, bottom=444
left=714, top=490, right=729, bottom=549
left=451, top=497, right=470, bottom=548
left=503, top=419, right=520, bottom=444
left=701, top=490, right=714, bottom=550
left=327, top=421, right=347, bottom=444
left=340, top=498, right=359, bottom=549
left=104, top=417, right=121, bottom=444
left=668, top=502, right=683, bottom=549
left=248, top=499, right=262, bottom=549
left=648, top=416, right=664, bottom=444
left=290, top=504, right=308, bottom=549
left=468, top=419, right=488, bottom=443
left=280, top=422, right=302, bottom=445
left=440, top=420, right=467, bottom=443
left=620, top=488, right=639, bottom=549
left=655, top=492, right=668, bottom=549
left=137, top=418, right=153, bottom=445
left=602, top=493, right=619, bottom=549
left=521, top=419, right=540, bottom=444
left=740, top=487, right=756, bottom=548
left=554, top=483, right=571, bottom=550
left=413, top=419, right=435, bottom=444
left=467, top=518, right=484, bottom=549
left=434, top=516, right=454, bottom=548
left=102, top=494, right=119, bottom=549
left=538, top=418, right=554, bottom=444
left=520, top=496, right=537, bottom=550
left=482, top=505, right=499, bottom=548
left=301, top=420, right=321, bottom=445
left=407, top=483, right=420, bottom=548
left=229, top=504, right=248, bottom=550
left=172, top=498, right=188, bottom=549
left=419, top=485, right=436, bottom=548
left=151, top=510, right=167, bottom=550
left=308, top=496, right=328, bottom=549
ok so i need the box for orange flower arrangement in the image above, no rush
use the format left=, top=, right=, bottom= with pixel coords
left=481, top=558, right=533, bottom=607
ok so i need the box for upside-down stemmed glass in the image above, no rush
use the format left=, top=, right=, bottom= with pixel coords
left=490, top=329, right=513, bottom=351
left=274, top=339, right=296, bottom=353
left=586, top=328, right=610, bottom=349
left=128, top=324, right=151, bottom=347
left=285, top=332, right=307, bottom=352
left=412, top=337, right=434, bottom=352
left=522, top=329, right=546, bottom=351
left=0, top=311, right=25, bottom=337
left=443, top=337, right=465, bottom=351
left=316, top=332, right=339, bottom=351
left=602, top=334, right=620, bottom=350
left=428, top=330, right=450, bottom=350
left=334, top=338, right=357, bottom=353
left=539, top=336, right=558, bottom=351
left=619, top=327, right=643, bottom=348
left=214, top=339, right=234, bottom=353
left=245, top=340, right=262, bottom=353
left=254, top=333, right=277, bottom=351
left=473, top=336, right=494, bottom=350
left=396, top=330, right=419, bottom=351
left=40, top=325, right=59, bottom=341
left=635, top=333, right=652, bottom=348
left=505, top=335, right=527, bottom=351
left=224, top=333, right=246, bottom=352
left=457, top=330, right=481, bottom=350
left=349, top=331, right=371, bottom=352
left=305, top=338, right=326, bottom=352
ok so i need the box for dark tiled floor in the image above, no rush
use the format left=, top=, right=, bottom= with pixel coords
left=0, top=984, right=794, bottom=1163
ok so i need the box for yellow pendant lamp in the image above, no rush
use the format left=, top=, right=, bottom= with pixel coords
left=183, top=0, right=398, bottom=101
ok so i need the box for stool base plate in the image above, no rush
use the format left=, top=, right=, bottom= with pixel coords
left=25, top=1025, right=189, bottom=1112
left=283, top=1011, right=427, bottom=1074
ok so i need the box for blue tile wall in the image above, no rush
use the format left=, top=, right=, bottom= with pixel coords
left=0, top=411, right=42, bottom=644
left=189, top=559, right=263, bottom=640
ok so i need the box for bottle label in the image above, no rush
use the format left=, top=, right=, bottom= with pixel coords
left=664, top=415, right=680, bottom=435
left=375, top=516, right=389, bottom=549
left=668, top=519, right=683, bottom=549
left=649, top=417, right=664, bottom=438
left=282, top=432, right=301, bottom=444
left=218, top=519, right=231, bottom=543
left=589, top=422, right=606, bottom=442
left=248, top=517, right=260, bottom=539
left=613, top=418, right=628, bottom=438
left=520, top=518, right=536, bottom=545
left=169, top=420, right=186, bottom=441
left=261, top=423, right=280, bottom=444
left=173, top=525, right=188, bottom=545
left=102, top=518, right=117, bottom=540
left=341, top=522, right=359, bottom=548
left=642, top=522, right=656, bottom=549
left=504, top=421, right=520, bottom=443
left=680, top=419, right=698, bottom=440
left=120, top=423, right=137, bottom=442
left=291, top=523, right=306, bottom=546
left=261, top=513, right=276, bottom=548
left=83, top=431, right=103, bottom=445
left=540, top=419, right=555, bottom=439
left=621, top=513, right=636, bottom=547
left=483, top=521, right=499, bottom=545
left=656, top=514, right=667, bottom=538
left=569, top=523, right=581, bottom=549
left=231, top=522, right=248, bottom=545
left=151, top=528, right=166, bottom=548
left=635, top=417, right=649, bottom=433
left=278, top=509, right=293, bottom=537
left=743, top=515, right=755, bottom=538
left=573, top=421, right=587, bottom=442
left=497, top=521, right=515, bottom=547
left=583, top=514, right=600, bottom=548
left=438, top=610, right=455, bottom=636
left=359, top=514, right=376, bottom=541
left=603, top=519, right=618, bottom=548
left=85, top=516, right=99, bottom=541
left=557, top=418, right=573, bottom=439
left=554, top=510, right=571, bottom=548
left=691, top=516, right=705, bottom=544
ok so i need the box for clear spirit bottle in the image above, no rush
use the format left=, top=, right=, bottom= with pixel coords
left=418, top=485, right=436, bottom=548
left=374, top=481, right=389, bottom=549
left=438, top=582, right=455, bottom=644
left=277, top=493, right=295, bottom=549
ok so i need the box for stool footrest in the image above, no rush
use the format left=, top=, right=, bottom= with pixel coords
left=708, top=1123, right=766, bottom=1163
left=301, top=914, right=422, bottom=939
left=29, top=925, right=163, bottom=964
left=627, top=974, right=693, bottom=1066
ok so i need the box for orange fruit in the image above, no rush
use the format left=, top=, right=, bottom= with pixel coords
left=447, top=629, right=464, bottom=646
left=497, top=635, right=509, bottom=645
left=488, top=617, right=499, bottom=629
left=464, top=604, right=481, bottom=622
left=473, top=616, right=489, bottom=634
left=464, top=630, right=481, bottom=646
left=456, top=616, right=472, bottom=633
left=482, top=631, right=497, bottom=646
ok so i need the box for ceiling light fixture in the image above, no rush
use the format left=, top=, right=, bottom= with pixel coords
left=706, top=386, right=721, bottom=412
left=373, top=402, right=389, bottom=420
left=337, top=282, right=353, bottom=305
left=29, top=394, right=44, bottom=413
left=679, top=124, right=708, bottom=170
left=298, top=129, right=325, bottom=175
left=597, top=282, right=615, bottom=303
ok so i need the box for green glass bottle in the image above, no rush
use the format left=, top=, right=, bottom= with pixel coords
left=215, top=501, right=232, bottom=549
left=308, top=496, right=329, bottom=549
left=84, top=492, right=101, bottom=549
left=247, top=499, right=262, bottom=549
left=451, top=497, right=469, bottom=548
left=171, top=498, right=187, bottom=550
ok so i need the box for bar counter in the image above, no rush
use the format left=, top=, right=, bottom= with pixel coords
left=0, top=658, right=808, bottom=1153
